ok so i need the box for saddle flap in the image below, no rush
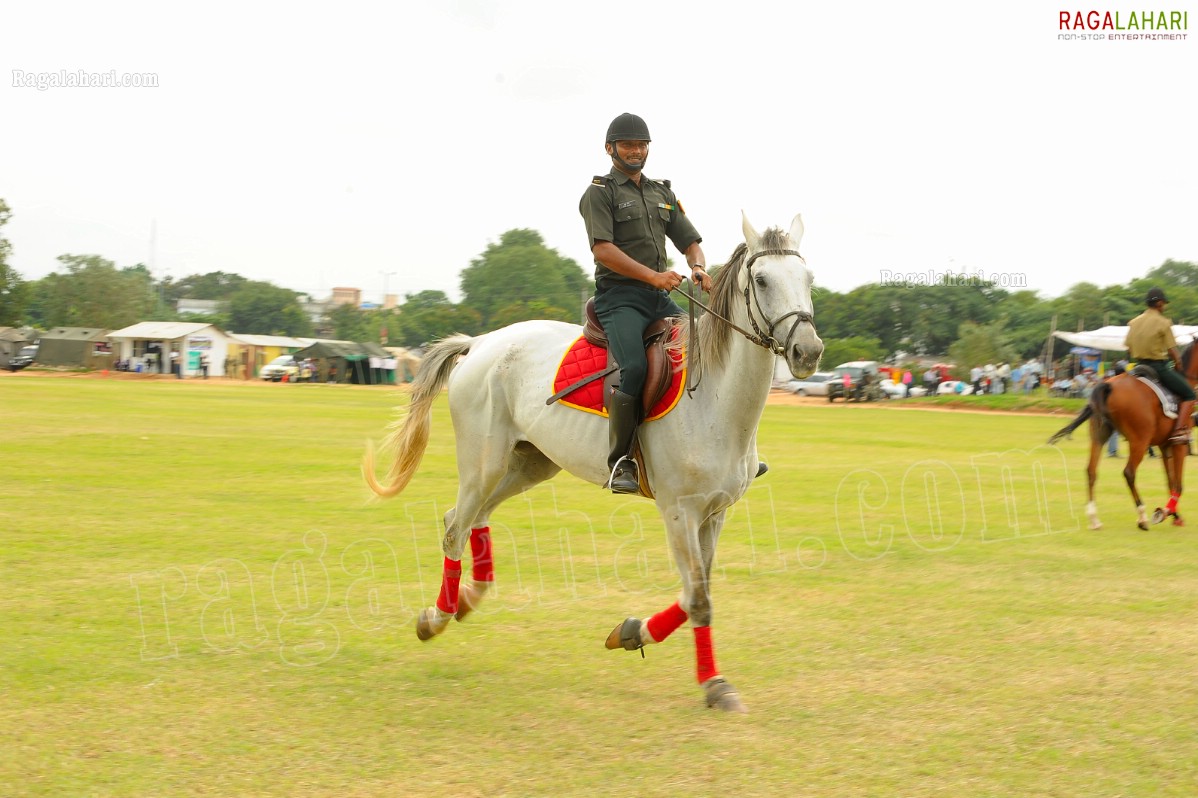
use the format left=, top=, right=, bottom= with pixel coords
left=583, top=298, right=607, bottom=348
left=601, top=346, right=672, bottom=418
left=1132, top=374, right=1179, bottom=418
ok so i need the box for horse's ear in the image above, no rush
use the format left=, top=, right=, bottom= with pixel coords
left=788, top=214, right=805, bottom=248
left=741, top=210, right=761, bottom=251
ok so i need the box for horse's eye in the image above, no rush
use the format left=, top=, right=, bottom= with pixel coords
left=754, top=276, right=767, bottom=288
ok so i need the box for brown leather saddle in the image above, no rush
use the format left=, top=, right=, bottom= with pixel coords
left=581, top=297, right=674, bottom=416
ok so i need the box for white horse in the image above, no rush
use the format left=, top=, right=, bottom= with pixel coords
left=364, top=213, right=823, bottom=712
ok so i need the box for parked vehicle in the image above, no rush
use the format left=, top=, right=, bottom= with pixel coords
left=260, top=355, right=299, bottom=382
left=6, top=344, right=38, bottom=372
left=827, top=360, right=886, bottom=402
left=787, top=371, right=835, bottom=396
left=936, top=380, right=974, bottom=396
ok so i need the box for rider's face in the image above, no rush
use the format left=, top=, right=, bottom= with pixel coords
left=608, top=139, right=649, bottom=172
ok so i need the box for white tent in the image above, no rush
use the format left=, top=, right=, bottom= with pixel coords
left=1053, top=325, right=1198, bottom=352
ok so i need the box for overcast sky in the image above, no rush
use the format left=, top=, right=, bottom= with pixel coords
left=4, top=0, right=1196, bottom=306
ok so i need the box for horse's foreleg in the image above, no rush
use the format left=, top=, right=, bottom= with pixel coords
left=692, top=510, right=745, bottom=713
left=1153, top=443, right=1186, bottom=526
left=1173, top=442, right=1186, bottom=526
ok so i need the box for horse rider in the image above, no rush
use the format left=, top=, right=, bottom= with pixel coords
left=1125, top=286, right=1196, bottom=444
left=579, top=113, right=714, bottom=493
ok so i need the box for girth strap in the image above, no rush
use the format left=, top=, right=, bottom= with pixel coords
left=545, top=364, right=618, bottom=406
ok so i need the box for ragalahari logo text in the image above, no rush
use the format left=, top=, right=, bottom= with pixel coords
left=1059, top=10, right=1189, bottom=40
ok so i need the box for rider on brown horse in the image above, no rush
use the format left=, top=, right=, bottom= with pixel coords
left=1125, top=287, right=1196, bottom=444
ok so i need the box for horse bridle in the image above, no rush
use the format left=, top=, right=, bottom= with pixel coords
left=679, top=247, right=814, bottom=357
left=741, top=248, right=814, bottom=356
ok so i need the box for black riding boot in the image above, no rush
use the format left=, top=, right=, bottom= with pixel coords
left=1170, top=399, right=1196, bottom=445
left=607, top=390, right=641, bottom=494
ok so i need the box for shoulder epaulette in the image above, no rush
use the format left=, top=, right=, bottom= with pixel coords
left=653, top=178, right=672, bottom=189
left=591, top=175, right=610, bottom=187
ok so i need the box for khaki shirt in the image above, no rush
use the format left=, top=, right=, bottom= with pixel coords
left=1125, top=307, right=1177, bottom=360
left=579, top=169, right=701, bottom=288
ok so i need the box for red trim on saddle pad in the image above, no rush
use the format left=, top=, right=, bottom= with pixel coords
left=550, top=335, right=686, bottom=420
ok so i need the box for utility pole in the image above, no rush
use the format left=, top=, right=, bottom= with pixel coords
left=379, top=270, right=397, bottom=307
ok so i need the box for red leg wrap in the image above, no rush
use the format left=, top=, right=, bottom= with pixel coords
left=470, top=527, right=494, bottom=583
left=645, top=602, right=688, bottom=643
left=693, top=625, right=719, bottom=684
left=435, top=557, right=462, bottom=614
left=1166, top=492, right=1180, bottom=514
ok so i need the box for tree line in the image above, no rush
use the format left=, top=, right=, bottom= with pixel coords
left=1, top=197, right=1195, bottom=364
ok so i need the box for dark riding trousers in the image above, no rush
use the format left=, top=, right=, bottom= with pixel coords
left=594, top=283, right=684, bottom=397
left=1135, top=359, right=1196, bottom=401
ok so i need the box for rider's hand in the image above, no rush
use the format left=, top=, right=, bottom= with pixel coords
left=652, top=270, right=684, bottom=291
left=691, top=267, right=713, bottom=293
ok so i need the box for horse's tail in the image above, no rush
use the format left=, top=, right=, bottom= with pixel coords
left=1046, top=384, right=1110, bottom=445
left=362, top=334, right=474, bottom=499
left=1089, top=381, right=1114, bottom=432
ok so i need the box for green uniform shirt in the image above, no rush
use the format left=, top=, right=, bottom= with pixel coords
left=579, top=169, right=701, bottom=289
left=1125, top=307, right=1177, bottom=360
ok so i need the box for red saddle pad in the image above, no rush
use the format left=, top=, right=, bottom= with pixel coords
left=551, top=335, right=685, bottom=421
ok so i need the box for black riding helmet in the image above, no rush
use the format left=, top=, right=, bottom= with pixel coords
left=606, top=113, right=651, bottom=143
left=1146, top=287, right=1169, bottom=306
left=606, top=113, right=651, bottom=174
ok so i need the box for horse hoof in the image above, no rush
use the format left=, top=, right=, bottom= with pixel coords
left=1173, top=515, right=1185, bottom=527
left=1089, top=521, right=1103, bottom=530
left=702, top=677, right=748, bottom=713
left=1151, top=508, right=1166, bottom=525
left=455, top=581, right=485, bottom=622
left=1138, top=521, right=1149, bottom=531
left=604, top=617, right=644, bottom=651
left=416, top=607, right=448, bottom=641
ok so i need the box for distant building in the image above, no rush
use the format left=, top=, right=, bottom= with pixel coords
left=298, top=296, right=333, bottom=330
left=176, top=298, right=225, bottom=316
left=331, top=287, right=361, bottom=307
left=108, top=321, right=234, bottom=377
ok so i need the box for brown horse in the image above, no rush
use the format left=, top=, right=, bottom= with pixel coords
left=1048, top=345, right=1198, bottom=530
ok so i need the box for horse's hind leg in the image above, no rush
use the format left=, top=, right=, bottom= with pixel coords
left=456, top=442, right=562, bottom=622
left=1123, top=441, right=1151, bottom=530
left=1085, top=420, right=1106, bottom=530
left=418, top=441, right=560, bottom=640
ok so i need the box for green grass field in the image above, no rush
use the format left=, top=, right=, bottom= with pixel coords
left=2, top=376, right=1196, bottom=797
